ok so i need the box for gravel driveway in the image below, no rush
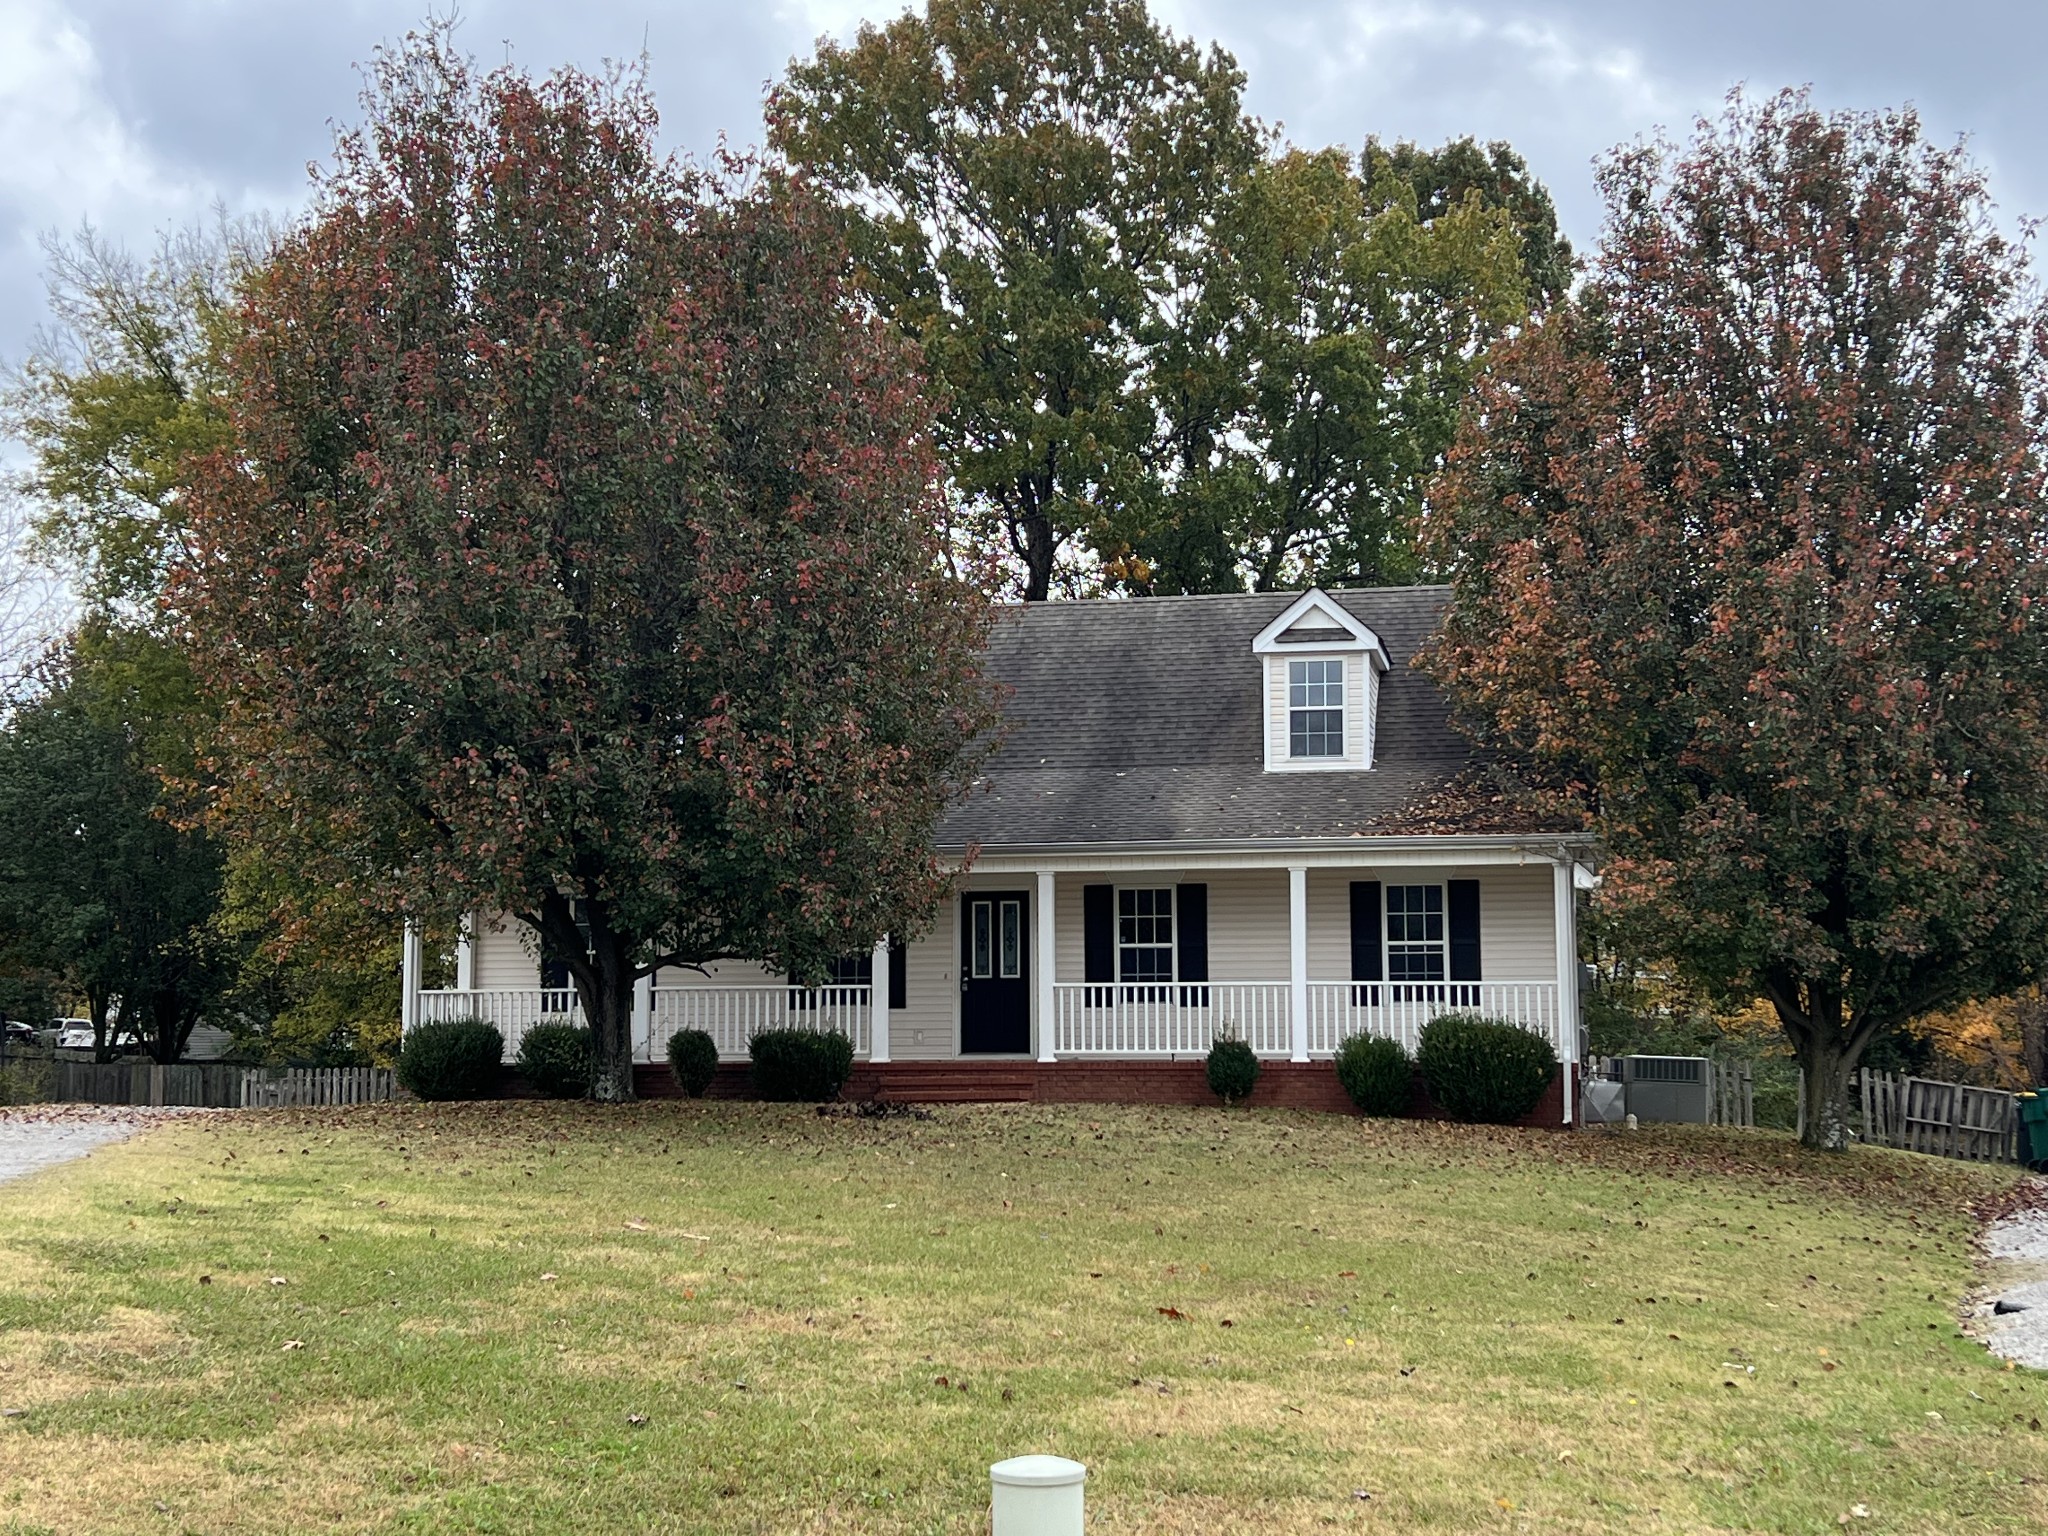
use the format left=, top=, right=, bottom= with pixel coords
left=1978, top=1187, right=2048, bottom=1372
left=0, top=1106, right=182, bottom=1186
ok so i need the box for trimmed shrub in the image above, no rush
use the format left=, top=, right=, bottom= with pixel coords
left=518, top=1022, right=593, bottom=1099
left=397, top=1018, right=504, bottom=1101
left=1334, top=1034, right=1411, bottom=1117
left=1415, top=1014, right=1558, bottom=1124
left=1205, top=1036, right=1260, bottom=1105
left=749, top=1028, right=855, bottom=1102
left=667, top=1027, right=720, bottom=1098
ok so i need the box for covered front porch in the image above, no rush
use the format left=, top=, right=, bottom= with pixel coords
left=406, top=840, right=1588, bottom=1102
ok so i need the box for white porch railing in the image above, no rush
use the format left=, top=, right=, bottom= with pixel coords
left=1050, top=982, right=1291, bottom=1056
left=415, top=978, right=1558, bottom=1065
left=651, top=985, right=870, bottom=1062
left=1305, top=980, right=1561, bottom=1055
left=417, top=987, right=582, bottom=1062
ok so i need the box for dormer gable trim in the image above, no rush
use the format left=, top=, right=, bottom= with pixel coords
left=1250, top=589, right=1390, bottom=672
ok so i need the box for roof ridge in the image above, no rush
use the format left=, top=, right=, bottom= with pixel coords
left=991, top=584, right=1451, bottom=613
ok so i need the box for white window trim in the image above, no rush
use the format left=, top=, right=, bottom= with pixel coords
left=1252, top=589, right=1388, bottom=773
left=1287, top=656, right=1346, bottom=760
left=1384, top=882, right=1448, bottom=984
left=1115, top=884, right=1176, bottom=984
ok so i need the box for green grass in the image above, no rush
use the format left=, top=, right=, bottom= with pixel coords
left=0, top=1101, right=2042, bottom=1534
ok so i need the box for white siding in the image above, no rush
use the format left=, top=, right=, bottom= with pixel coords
left=1262, top=652, right=1370, bottom=770
left=472, top=914, right=539, bottom=988
left=1304, top=866, right=1557, bottom=981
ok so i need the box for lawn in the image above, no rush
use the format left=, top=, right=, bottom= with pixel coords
left=0, top=1102, right=2042, bottom=1535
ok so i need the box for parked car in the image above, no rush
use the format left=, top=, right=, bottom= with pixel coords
left=1, top=1019, right=39, bottom=1046
left=52, top=1019, right=99, bottom=1051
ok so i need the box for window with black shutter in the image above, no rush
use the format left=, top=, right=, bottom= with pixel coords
left=1083, top=884, right=1114, bottom=1007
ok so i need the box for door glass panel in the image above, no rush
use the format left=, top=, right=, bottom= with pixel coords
left=972, top=900, right=992, bottom=979
left=1000, top=900, right=1021, bottom=978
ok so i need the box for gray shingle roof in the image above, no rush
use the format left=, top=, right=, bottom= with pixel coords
left=936, top=586, right=1487, bottom=849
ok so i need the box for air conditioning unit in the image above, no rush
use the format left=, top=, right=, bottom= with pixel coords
left=1622, top=1055, right=1712, bottom=1124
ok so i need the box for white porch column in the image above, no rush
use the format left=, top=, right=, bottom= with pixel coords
left=1553, top=860, right=1579, bottom=1124
left=870, top=936, right=892, bottom=1064
left=631, top=973, right=655, bottom=1062
left=1287, top=865, right=1309, bottom=1062
left=400, top=920, right=423, bottom=1035
left=1036, top=869, right=1058, bottom=1062
left=454, top=913, right=475, bottom=991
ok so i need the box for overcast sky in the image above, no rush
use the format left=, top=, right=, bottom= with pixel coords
left=4, top=0, right=2047, bottom=368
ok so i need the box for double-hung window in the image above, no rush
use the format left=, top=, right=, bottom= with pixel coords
left=1288, top=659, right=1344, bottom=759
left=1385, top=884, right=1446, bottom=988
left=1117, top=887, right=1174, bottom=996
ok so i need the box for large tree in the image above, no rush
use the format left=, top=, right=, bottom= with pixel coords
left=770, top=0, right=1262, bottom=599
left=176, top=34, right=999, bottom=1100
left=771, top=0, right=1543, bottom=599
left=1422, top=92, right=2048, bottom=1148
left=1134, top=148, right=1528, bottom=593
left=0, top=633, right=233, bottom=1062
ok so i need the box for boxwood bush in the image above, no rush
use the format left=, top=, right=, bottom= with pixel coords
left=517, top=1022, right=593, bottom=1099
left=397, top=1018, right=504, bottom=1101
left=1415, top=1014, right=1558, bottom=1124
left=1334, top=1034, right=1412, bottom=1117
left=749, top=1028, right=855, bottom=1102
left=667, top=1027, right=720, bottom=1098
left=1205, top=1036, right=1260, bottom=1105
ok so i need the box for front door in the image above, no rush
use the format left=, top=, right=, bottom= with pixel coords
left=961, top=890, right=1030, bottom=1054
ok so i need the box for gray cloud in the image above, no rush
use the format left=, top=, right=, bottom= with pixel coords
left=6, top=0, right=2047, bottom=369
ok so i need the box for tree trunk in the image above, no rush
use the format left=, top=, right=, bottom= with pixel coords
left=1795, top=1032, right=1859, bottom=1150
left=2019, top=988, right=2048, bottom=1088
left=537, top=893, right=639, bottom=1103
left=1771, top=979, right=1876, bottom=1151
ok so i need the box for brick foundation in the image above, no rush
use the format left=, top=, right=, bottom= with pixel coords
left=627, top=1058, right=1580, bottom=1128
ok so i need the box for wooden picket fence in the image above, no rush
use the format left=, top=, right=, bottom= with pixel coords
left=1855, top=1069, right=2019, bottom=1163
left=238, top=1067, right=393, bottom=1108
left=1710, top=1060, right=1755, bottom=1128
left=0, top=1047, right=393, bottom=1109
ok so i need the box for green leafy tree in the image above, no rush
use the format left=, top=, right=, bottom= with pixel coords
left=770, top=0, right=1262, bottom=599
left=1136, top=149, right=1527, bottom=592
left=4, top=219, right=256, bottom=626
left=1423, top=92, right=2048, bottom=1148
left=0, top=636, right=232, bottom=1061
left=1361, top=136, right=1575, bottom=305
left=176, top=33, right=1000, bottom=1101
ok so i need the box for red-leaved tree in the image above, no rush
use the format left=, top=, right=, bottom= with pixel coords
left=175, top=31, right=999, bottom=1099
left=1423, top=91, right=2048, bottom=1147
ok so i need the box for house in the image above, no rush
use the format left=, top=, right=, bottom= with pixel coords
left=403, top=587, right=1597, bottom=1119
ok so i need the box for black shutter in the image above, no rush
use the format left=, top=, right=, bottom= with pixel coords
left=888, top=936, right=906, bottom=1011
left=1175, top=885, right=1209, bottom=981
left=1083, top=883, right=1114, bottom=1005
left=1176, top=883, right=1209, bottom=1007
left=1349, top=882, right=1383, bottom=981
left=1448, top=879, right=1482, bottom=981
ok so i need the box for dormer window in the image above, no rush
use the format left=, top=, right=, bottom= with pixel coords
left=1288, top=659, right=1345, bottom=758
left=1252, top=589, right=1390, bottom=773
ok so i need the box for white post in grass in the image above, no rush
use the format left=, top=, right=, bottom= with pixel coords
left=869, top=935, right=891, bottom=1064
left=1288, top=865, right=1310, bottom=1062
left=1035, top=870, right=1057, bottom=1063
left=990, top=1456, right=1085, bottom=1535
left=400, top=921, right=423, bottom=1035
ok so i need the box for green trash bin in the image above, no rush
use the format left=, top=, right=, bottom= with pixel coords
left=2018, top=1091, right=2048, bottom=1172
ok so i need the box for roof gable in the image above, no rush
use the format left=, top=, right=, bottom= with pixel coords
left=1250, top=588, right=1390, bottom=670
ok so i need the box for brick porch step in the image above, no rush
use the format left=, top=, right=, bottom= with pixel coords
left=866, top=1064, right=1038, bottom=1104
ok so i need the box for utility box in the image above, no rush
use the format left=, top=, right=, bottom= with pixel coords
left=1622, top=1055, right=1712, bottom=1124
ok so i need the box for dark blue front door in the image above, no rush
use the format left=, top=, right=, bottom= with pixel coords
left=961, top=890, right=1030, bottom=1054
